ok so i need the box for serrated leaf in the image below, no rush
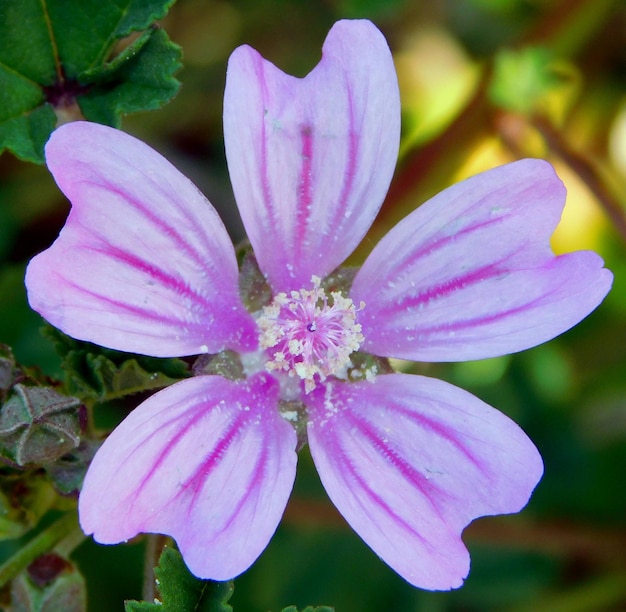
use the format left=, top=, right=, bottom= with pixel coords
left=125, top=547, right=234, bottom=612
left=42, top=327, right=190, bottom=402
left=0, top=0, right=180, bottom=163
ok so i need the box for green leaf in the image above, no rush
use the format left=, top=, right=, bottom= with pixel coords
left=280, top=607, right=335, bottom=612
left=0, top=0, right=180, bottom=163
left=42, top=327, right=190, bottom=402
left=78, top=27, right=181, bottom=126
left=125, top=547, right=234, bottom=612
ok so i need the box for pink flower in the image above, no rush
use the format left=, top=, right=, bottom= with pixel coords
left=25, top=20, right=612, bottom=590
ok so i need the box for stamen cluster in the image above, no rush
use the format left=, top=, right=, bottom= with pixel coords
left=258, top=277, right=364, bottom=392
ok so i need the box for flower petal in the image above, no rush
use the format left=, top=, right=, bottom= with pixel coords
left=351, top=159, right=613, bottom=361
left=306, top=374, right=543, bottom=590
left=224, top=19, right=400, bottom=292
left=26, top=122, right=257, bottom=356
left=79, top=374, right=297, bottom=580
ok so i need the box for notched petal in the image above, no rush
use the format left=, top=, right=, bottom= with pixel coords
left=26, top=122, right=257, bottom=357
left=306, top=373, right=543, bottom=590
left=352, top=159, right=613, bottom=361
left=224, top=20, right=400, bottom=291
left=79, top=374, right=297, bottom=580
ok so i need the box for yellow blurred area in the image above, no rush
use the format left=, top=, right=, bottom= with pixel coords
left=395, top=26, right=479, bottom=156
left=549, top=161, right=609, bottom=254
left=609, top=99, right=626, bottom=179
left=450, top=138, right=608, bottom=255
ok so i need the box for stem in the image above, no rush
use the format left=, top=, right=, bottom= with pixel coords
left=142, top=534, right=170, bottom=602
left=0, top=512, right=79, bottom=588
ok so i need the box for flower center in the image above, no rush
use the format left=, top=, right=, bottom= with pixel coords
left=257, top=276, right=364, bottom=392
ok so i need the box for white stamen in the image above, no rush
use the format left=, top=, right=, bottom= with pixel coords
left=257, top=276, right=364, bottom=392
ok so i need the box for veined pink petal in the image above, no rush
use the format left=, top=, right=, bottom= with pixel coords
left=224, top=20, right=400, bottom=292
left=306, top=373, right=543, bottom=590
left=79, top=374, right=297, bottom=581
left=26, top=122, right=257, bottom=357
left=351, top=159, right=613, bottom=361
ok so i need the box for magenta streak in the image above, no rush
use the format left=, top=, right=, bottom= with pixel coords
left=63, top=278, right=200, bottom=329
left=329, top=83, right=359, bottom=234
left=378, top=400, right=489, bottom=475
left=185, top=424, right=271, bottom=535
left=90, top=182, right=213, bottom=272
left=129, top=401, right=248, bottom=517
left=85, top=243, right=218, bottom=311
left=293, top=126, right=314, bottom=261
left=381, top=262, right=503, bottom=316
left=380, top=213, right=509, bottom=288
left=122, top=399, right=207, bottom=510
left=343, top=409, right=458, bottom=517
left=378, top=288, right=550, bottom=345
left=254, top=57, right=281, bottom=250
left=323, top=426, right=433, bottom=549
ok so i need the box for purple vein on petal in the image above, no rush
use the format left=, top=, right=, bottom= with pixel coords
left=254, top=54, right=280, bottom=246
left=378, top=210, right=513, bottom=288
left=342, top=409, right=458, bottom=517
left=322, top=422, right=433, bottom=549
left=329, top=82, right=359, bottom=235
left=295, top=125, right=314, bottom=262
left=186, top=439, right=271, bottom=537
left=78, top=182, right=221, bottom=274
left=397, top=269, right=567, bottom=340
left=126, top=405, right=248, bottom=518
left=83, top=244, right=217, bottom=311
left=60, top=280, right=194, bottom=329
left=380, top=261, right=506, bottom=316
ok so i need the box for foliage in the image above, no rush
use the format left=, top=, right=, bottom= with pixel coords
left=125, top=548, right=234, bottom=612
left=0, top=0, right=181, bottom=163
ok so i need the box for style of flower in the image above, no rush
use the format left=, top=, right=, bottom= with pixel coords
left=25, top=20, right=612, bottom=591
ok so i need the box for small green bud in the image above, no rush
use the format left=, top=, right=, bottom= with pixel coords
left=0, top=385, right=82, bottom=467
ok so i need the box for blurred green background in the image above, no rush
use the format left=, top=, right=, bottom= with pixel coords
left=1, top=0, right=625, bottom=610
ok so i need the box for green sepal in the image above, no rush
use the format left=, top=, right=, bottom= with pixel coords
left=42, top=327, right=190, bottom=402
left=124, top=547, right=234, bottom=612
left=0, top=0, right=180, bottom=163
left=9, top=553, right=86, bottom=612
left=43, top=439, right=100, bottom=497
left=238, top=249, right=272, bottom=313
left=0, top=385, right=82, bottom=467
